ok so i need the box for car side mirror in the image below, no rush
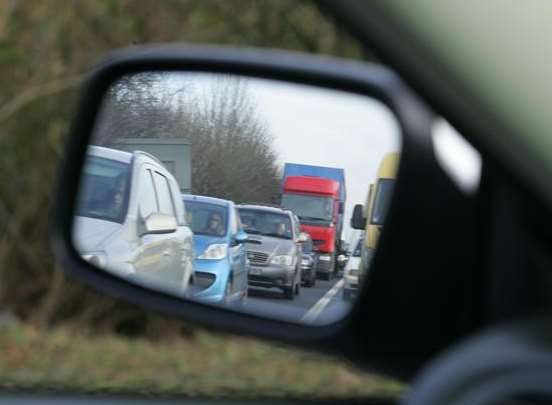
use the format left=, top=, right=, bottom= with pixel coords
left=351, top=204, right=366, bottom=230
left=337, top=254, right=348, bottom=264
left=53, top=45, right=478, bottom=379
left=234, top=230, right=248, bottom=244
left=297, top=232, right=309, bottom=243
left=140, top=213, right=177, bottom=236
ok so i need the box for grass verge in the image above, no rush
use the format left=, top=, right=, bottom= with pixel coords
left=0, top=322, right=404, bottom=400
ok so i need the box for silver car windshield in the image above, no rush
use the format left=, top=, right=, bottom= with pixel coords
left=75, top=156, right=131, bottom=223
left=238, top=209, right=292, bottom=240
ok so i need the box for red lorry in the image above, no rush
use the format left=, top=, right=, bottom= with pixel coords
left=280, top=165, right=346, bottom=280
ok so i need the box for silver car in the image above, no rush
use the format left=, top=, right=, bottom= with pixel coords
left=238, top=204, right=307, bottom=300
left=343, top=237, right=363, bottom=301
left=73, top=145, right=195, bottom=296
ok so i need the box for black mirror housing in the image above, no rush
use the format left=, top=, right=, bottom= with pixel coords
left=51, top=45, right=480, bottom=380
left=351, top=204, right=366, bottom=229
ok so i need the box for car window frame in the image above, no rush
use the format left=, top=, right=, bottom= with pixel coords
left=138, top=166, right=160, bottom=219
left=151, top=170, right=177, bottom=218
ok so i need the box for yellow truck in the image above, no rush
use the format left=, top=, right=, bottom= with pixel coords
left=351, top=152, right=399, bottom=274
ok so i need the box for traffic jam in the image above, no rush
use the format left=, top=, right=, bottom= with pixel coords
left=74, top=146, right=397, bottom=325
left=72, top=72, right=400, bottom=326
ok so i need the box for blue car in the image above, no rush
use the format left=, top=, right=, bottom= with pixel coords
left=182, top=194, right=249, bottom=304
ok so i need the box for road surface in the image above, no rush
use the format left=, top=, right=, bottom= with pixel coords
left=240, top=277, right=352, bottom=325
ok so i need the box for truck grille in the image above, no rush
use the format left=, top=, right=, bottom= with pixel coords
left=247, top=251, right=269, bottom=265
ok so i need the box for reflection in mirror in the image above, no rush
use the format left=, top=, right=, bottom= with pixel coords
left=72, top=72, right=401, bottom=325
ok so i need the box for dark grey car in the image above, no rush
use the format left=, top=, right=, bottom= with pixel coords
left=237, top=204, right=307, bottom=300
left=300, top=234, right=318, bottom=288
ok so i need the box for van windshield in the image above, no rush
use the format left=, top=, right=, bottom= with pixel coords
left=371, top=178, right=395, bottom=226
left=281, top=194, right=333, bottom=224
left=76, top=156, right=131, bottom=223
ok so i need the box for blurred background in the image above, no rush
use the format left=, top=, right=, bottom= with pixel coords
left=0, top=0, right=402, bottom=399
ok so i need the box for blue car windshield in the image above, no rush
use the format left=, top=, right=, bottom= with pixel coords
left=75, top=156, right=131, bottom=224
left=184, top=200, right=228, bottom=237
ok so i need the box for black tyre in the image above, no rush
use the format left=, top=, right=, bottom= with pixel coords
left=283, top=284, right=294, bottom=300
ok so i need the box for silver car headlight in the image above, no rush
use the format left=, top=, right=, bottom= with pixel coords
left=271, top=255, right=294, bottom=267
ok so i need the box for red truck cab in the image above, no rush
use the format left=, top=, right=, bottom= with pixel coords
left=281, top=175, right=341, bottom=279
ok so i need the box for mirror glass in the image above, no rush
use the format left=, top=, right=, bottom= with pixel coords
left=72, top=72, right=401, bottom=325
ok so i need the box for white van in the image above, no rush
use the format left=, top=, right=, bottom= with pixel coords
left=73, top=145, right=194, bottom=296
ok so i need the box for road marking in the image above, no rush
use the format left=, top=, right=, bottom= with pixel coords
left=301, top=279, right=344, bottom=324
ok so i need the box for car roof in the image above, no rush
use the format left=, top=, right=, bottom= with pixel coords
left=237, top=203, right=291, bottom=216
left=87, top=145, right=132, bottom=164
left=182, top=194, right=232, bottom=207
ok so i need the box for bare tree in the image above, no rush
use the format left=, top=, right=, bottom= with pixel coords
left=93, top=72, right=196, bottom=145
left=187, top=75, right=280, bottom=203
left=94, top=73, right=280, bottom=203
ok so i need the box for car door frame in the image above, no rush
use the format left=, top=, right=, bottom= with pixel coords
left=132, top=163, right=170, bottom=280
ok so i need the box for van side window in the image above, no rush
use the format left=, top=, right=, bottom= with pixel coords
left=153, top=172, right=176, bottom=217
left=139, top=169, right=158, bottom=218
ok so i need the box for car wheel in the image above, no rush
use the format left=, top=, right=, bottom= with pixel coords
left=182, top=269, right=194, bottom=298
left=310, top=270, right=316, bottom=287
left=283, top=283, right=294, bottom=300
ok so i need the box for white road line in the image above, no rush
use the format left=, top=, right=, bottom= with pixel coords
left=301, top=279, right=344, bottom=324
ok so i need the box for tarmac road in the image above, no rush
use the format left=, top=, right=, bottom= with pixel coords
left=240, top=277, right=352, bottom=325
